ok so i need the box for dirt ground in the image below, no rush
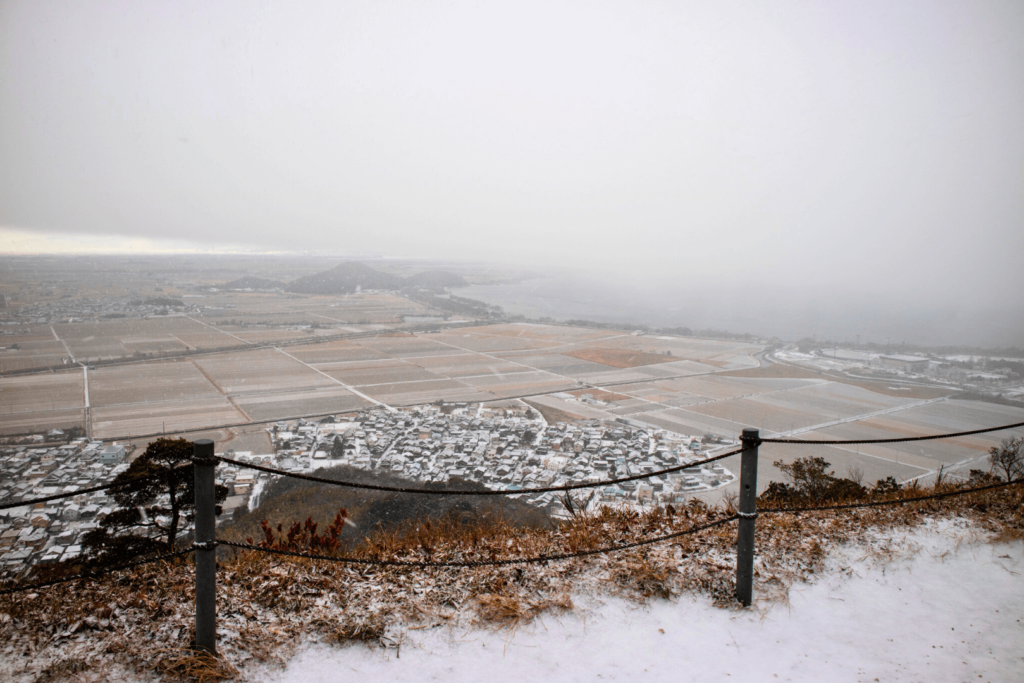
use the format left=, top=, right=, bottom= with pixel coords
left=564, top=347, right=676, bottom=369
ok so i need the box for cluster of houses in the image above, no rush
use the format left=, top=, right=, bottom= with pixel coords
left=0, top=440, right=128, bottom=575
left=0, top=293, right=198, bottom=327
left=785, top=347, right=1024, bottom=391
left=0, top=402, right=736, bottom=575
left=228, top=403, right=735, bottom=517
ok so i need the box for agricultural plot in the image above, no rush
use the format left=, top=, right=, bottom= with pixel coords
left=192, top=349, right=336, bottom=396
left=0, top=291, right=440, bottom=372
left=676, top=397, right=823, bottom=435
left=90, top=397, right=245, bottom=440
left=233, top=388, right=372, bottom=421
left=53, top=318, right=140, bottom=340
left=639, top=408, right=746, bottom=439
left=221, top=329, right=330, bottom=344
left=605, top=380, right=698, bottom=403
left=647, top=375, right=784, bottom=401
left=458, top=370, right=575, bottom=398
left=286, top=340, right=392, bottom=365
left=349, top=335, right=464, bottom=358
left=0, top=372, right=85, bottom=435
left=761, top=381, right=915, bottom=418
left=593, top=335, right=762, bottom=368
left=119, top=336, right=190, bottom=355
left=501, top=353, right=617, bottom=378
left=0, top=338, right=67, bottom=373
left=670, top=382, right=912, bottom=435
left=0, top=408, right=85, bottom=436
left=326, top=360, right=444, bottom=386
left=563, top=346, right=676, bottom=368
left=468, top=323, right=625, bottom=344
left=0, top=372, right=84, bottom=413
left=357, top=379, right=492, bottom=406
left=404, top=353, right=531, bottom=379
left=623, top=359, right=725, bottom=378
left=429, top=331, right=561, bottom=353
left=89, top=360, right=222, bottom=407
left=806, top=399, right=1024, bottom=473
left=62, top=337, right=129, bottom=362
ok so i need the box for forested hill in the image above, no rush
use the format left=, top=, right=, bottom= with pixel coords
left=285, top=262, right=468, bottom=295
left=221, top=464, right=552, bottom=550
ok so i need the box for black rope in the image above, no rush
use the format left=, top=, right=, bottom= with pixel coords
left=759, top=477, right=1024, bottom=515
left=0, top=547, right=195, bottom=597
left=759, top=420, right=1024, bottom=445
left=214, top=447, right=743, bottom=496
left=0, top=480, right=133, bottom=512
left=216, top=515, right=737, bottom=567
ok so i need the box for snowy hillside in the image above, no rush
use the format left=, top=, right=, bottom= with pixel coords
left=253, top=522, right=1022, bottom=683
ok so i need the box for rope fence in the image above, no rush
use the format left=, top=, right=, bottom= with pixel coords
left=4, top=476, right=1019, bottom=597
left=216, top=515, right=739, bottom=568
left=759, top=477, right=1024, bottom=515
left=759, top=420, right=1024, bottom=445
left=0, top=480, right=131, bottom=511
left=0, top=547, right=194, bottom=597
left=2, top=418, right=1022, bottom=654
left=216, top=447, right=743, bottom=496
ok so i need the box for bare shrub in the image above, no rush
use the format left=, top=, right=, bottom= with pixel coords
left=154, top=649, right=239, bottom=683
left=989, top=436, right=1024, bottom=482
left=332, top=613, right=387, bottom=644
left=475, top=591, right=572, bottom=628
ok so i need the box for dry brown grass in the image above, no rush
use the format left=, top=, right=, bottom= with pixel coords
left=1, top=483, right=1020, bottom=681
left=567, top=388, right=630, bottom=402
left=522, top=399, right=585, bottom=424
left=474, top=591, right=573, bottom=627
left=154, top=649, right=239, bottom=682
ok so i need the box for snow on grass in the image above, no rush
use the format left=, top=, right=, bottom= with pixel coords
left=252, top=522, right=1023, bottom=683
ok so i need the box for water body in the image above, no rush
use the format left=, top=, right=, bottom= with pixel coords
left=455, top=275, right=1024, bottom=348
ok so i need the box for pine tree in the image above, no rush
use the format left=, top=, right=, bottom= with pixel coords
left=83, top=437, right=227, bottom=563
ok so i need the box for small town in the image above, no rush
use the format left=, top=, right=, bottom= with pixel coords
left=0, top=403, right=736, bottom=577
left=0, top=436, right=130, bottom=574
left=239, top=402, right=735, bottom=513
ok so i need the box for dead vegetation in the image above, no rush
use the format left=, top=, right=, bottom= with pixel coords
left=564, top=347, right=676, bottom=369
left=521, top=399, right=585, bottom=424
left=567, top=388, right=630, bottom=402
left=0, top=482, right=1020, bottom=682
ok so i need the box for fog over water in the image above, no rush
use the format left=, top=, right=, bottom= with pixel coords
left=1, top=1, right=1022, bottom=346
left=458, top=275, right=1023, bottom=347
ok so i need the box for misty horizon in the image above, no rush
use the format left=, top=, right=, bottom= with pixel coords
left=2, top=1, right=1023, bottom=346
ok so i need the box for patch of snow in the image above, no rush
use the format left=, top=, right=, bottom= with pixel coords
left=252, top=524, right=1023, bottom=683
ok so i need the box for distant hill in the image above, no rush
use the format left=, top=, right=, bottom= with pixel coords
left=286, top=262, right=405, bottom=295
left=285, top=262, right=468, bottom=295
left=221, top=276, right=285, bottom=291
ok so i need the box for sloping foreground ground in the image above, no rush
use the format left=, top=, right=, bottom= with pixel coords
left=253, top=523, right=1023, bottom=683
left=0, top=489, right=1020, bottom=682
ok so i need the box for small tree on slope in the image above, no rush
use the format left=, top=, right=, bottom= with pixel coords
left=989, top=436, right=1024, bottom=482
left=83, top=437, right=227, bottom=563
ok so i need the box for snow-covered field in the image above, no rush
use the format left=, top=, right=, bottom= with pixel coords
left=252, top=523, right=1023, bottom=683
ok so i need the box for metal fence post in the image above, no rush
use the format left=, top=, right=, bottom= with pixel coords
left=735, top=428, right=760, bottom=606
left=193, top=439, right=217, bottom=654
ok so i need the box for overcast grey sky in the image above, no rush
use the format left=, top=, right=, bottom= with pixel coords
left=1, top=1, right=1022, bottom=311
